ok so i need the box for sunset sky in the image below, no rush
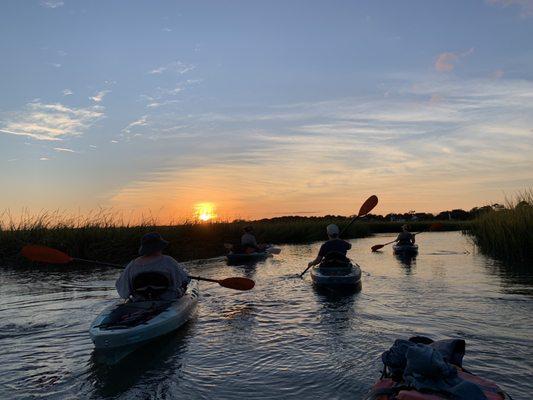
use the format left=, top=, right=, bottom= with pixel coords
left=1, top=1, right=532, bottom=222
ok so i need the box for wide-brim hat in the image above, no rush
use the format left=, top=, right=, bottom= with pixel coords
left=139, top=232, right=169, bottom=256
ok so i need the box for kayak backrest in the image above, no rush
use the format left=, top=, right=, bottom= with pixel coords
left=132, top=272, right=171, bottom=300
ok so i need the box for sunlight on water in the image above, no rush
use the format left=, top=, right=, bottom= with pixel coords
left=0, top=232, right=531, bottom=399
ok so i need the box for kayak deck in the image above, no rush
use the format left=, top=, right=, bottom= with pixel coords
left=393, top=244, right=419, bottom=255
left=311, top=263, right=362, bottom=289
left=89, top=282, right=199, bottom=349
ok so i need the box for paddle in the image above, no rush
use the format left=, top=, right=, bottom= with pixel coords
left=370, top=222, right=443, bottom=252
left=299, top=194, right=379, bottom=278
left=21, top=245, right=255, bottom=291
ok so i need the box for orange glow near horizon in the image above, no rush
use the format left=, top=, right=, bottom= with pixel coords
left=194, top=202, right=217, bottom=222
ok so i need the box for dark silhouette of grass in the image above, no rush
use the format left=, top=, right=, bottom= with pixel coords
left=468, top=191, right=533, bottom=262
left=0, top=209, right=467, bottom=266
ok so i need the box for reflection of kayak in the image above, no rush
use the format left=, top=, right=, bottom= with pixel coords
left=310, top=262, right=362, bottom=289
left=365, top=336, right=507, bottom=400
left=226, top=252, right=273, bottom=264
left=89, top=282, right=198, bottom=349
left=393, top=244, right=419, bottom=255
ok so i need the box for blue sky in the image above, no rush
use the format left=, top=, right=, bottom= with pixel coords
left=1, top=0, right=532, bottom=221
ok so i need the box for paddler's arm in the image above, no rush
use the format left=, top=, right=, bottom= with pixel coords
left=308, top=255, right=323, bottom=268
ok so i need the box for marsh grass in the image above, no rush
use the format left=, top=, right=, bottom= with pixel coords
left=0, top=209, right=466, bottom=266
left=469, top=191, right=533, bottom=262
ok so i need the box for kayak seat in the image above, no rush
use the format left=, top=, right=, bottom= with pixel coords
left=132, top=272, right=170, bottom=300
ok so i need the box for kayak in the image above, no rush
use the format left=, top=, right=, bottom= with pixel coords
left=310, top=262, right=362, bottom=289
left=393, top=243, right=418, bottom=255
left=365, top=336, right=509, bottom=400
left=226, top=252, right=273, bottom=265
left=89, top=281, right=199, bottom=350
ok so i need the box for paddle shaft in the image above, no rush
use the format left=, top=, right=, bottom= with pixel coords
left=73, top=257, right=123, bottom=268
left=188, top=275, right=220, bottom=284
left=74, top=261, right=230, bottom=285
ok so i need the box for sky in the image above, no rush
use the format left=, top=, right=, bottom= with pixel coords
left=1, top=0, right=532, bottom=222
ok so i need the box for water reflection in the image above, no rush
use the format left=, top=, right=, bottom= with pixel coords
left=89, top=321, right=193, bottom=397
left=394, top=253, right=417, bottom=271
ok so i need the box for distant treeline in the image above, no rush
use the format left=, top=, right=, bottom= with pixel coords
left=245, top=203, right=506, bottom=223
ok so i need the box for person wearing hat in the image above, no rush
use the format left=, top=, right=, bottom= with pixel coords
left=396, top=224, right=415, bottom=246
left=115, top=232, right=190, bottom=302
left=307, top=224, right=352, bottom=268
left=240, top=226, right=265, bottom=253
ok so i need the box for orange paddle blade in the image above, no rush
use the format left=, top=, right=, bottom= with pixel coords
left=218, top=277, right=255, bottom=291
left=358, top=195, right=378, bottom=216
left=371, top=244, right=384, bottom=252
left=21, top=245, right=73, bottom=264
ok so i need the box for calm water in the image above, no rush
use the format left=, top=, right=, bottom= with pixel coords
left=1, top=232, right=532, bottom=399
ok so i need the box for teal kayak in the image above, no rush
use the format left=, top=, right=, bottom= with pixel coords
left=393, top=244, right=419, bottom=255
left=89, top=281, right=198, bottom=349
left=310, top=262, right=362, bottom=289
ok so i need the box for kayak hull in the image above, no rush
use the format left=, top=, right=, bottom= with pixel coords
left=310, top=263, right=362, bottom=289
left=393, top=244, right=419, bottom=255
left=89, top=282, right=198, bottom=350
left=226, top=252, right=272, bottom=265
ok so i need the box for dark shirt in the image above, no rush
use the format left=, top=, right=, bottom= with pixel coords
left=318, top=239, right=352, bottom=258
left=396, top=231, right=414, bottom=245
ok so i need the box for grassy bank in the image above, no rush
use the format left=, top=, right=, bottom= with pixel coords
left=0, top=212, right=466, bottom=266
left=468, top=192, right=533, bottom=262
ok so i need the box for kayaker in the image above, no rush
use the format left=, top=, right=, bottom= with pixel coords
left=307, top=224, right=352, bottom=267
left=241, top=226, right=264, bottom=253
left=115, top=232, right=190, bottom=302
left=396, top=224, right=415, bottom=246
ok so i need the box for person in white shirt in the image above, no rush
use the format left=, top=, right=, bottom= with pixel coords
left=115, top=232, right=190, bottom=302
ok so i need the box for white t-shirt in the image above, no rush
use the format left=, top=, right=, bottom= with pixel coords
left=115, top=255, right=190, bottom=301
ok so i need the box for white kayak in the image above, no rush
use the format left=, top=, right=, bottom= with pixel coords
left=393, top=244, right=419, bottom=255
left=89, top=281, right=199, bottom=350
left=310, top=263, right=362, bottom=289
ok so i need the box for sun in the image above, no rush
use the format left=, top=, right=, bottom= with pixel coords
left=194, top=202, right=217, bottom=222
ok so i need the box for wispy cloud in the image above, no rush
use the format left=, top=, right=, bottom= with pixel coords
left=0, top=102, right=103, bottom=141
left=487, top=0, right=533, bottom=17
left=39, top=157, right=51, bottom=161
left=62, top=89, right=73, bottom=96
left=148, top=61, right=195, bottom=75
left=53, top=147, right=76, bottom=153
left=40, top=0, right=64, bottom=8
left=109, top=75, right=533, bottom=217
left=89, top=90, right=110, bottom=103
left=122, top=115, right=148, bottom=134
left=47, top=62, right=62, bottom=68
left=434, top=48, right=474, bottom=72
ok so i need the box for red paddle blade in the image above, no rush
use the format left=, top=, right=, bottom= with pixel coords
left=219, top=277, right=255, bottom=291
left=358, top=195, right=378, bottom=217
left=371, top=244, right=384, bottom=252
left=21, top=245, right=73, bottom=264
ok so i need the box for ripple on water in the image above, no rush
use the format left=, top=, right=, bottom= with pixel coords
left=0, top=232, right=532, bottom=399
